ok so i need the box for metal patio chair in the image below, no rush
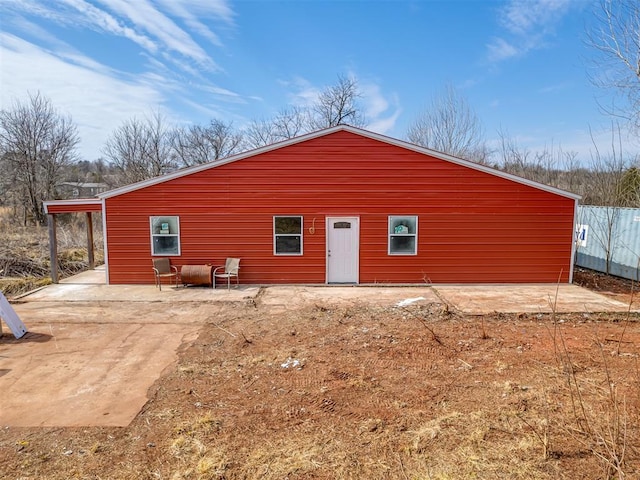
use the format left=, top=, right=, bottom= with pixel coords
left=152, top=257, right=179, bottom=290
left=213, top=258, right=240, bottom=290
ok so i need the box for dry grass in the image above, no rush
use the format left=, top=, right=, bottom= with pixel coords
left=0, top=211, right=103, bottom=296
left=142, top=399, right=575, bottom=479
left=2, top=303, right=640, bottom=478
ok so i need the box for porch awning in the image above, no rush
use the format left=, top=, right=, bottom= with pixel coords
left=44, top=198, right=103, bottom=214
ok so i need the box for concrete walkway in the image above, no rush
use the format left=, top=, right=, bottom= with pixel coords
left=0, top=267, right=634, bottom=428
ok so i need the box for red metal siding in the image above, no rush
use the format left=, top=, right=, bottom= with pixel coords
left=45, top=202, right=102, bottom=214
left=105, top=130, right=575, bottom=285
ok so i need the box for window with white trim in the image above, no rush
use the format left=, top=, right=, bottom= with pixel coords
left=274, top=216, right=303, bottom=255
left=150, top=216, right=181, bottom=256
left=389, top=216, right=417, bottom=255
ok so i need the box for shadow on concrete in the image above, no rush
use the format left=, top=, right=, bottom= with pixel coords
left=1, top=332, right=53, bottom=344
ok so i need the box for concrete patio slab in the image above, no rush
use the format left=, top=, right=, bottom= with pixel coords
left=433, top=284, right=635, bottom=315
left=258, top=286, right=441, bottom=311
left=1, top=322, right=199, bottom=427
left=25, top=282, right=260, bottom=303
left=9, top=300, right=235, bottom=325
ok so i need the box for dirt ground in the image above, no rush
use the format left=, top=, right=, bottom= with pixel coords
left=1, top=270, right=640, bottom=479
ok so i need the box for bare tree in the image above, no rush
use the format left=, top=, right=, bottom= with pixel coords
left=171, top=119, right=243, bottom=167
left=244, top=106, right=311, bottom=149
left=244, top=75, right=366, bottom=149
left=617, top=166, right=640, bottom=206
left=244, top=118, right=278, bottom=150
left=496, top=129, right=587, bottom=194
left=584, top=124, right=632, bottom=206
left=407, top=84, right=489, bottom=163
left=588, top=0, right=640, bottom=128
left=580, top=125, right=634, bottom=274
left=103, top=112, right=176, bottom=185
left=310, top=75, right=366, bottom=129
left=497, top=129, right=532, bottom=177
left=0, top=92, right=79, bottom=225
left=0, top=151, right=16, bottom=207
left=272, top=106, right=310, bottom=139
left=562, top=150, right=583, bottom=194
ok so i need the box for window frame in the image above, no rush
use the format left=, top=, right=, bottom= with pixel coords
left=150, top=216, right=181, bottom=256
left=388, top=215, right=418, bottom=255
left=273, top=215, right=303, bottom=256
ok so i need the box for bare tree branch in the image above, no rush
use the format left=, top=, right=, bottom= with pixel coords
left=0, top=92, right=79, bottom=225
left=407, top=84, right=489, bottom=163
left=310, top=75, right=366, bottom=129
left=102, top=112, right=177, bottom=185
left=587, top=0, right=640, bottom=128
left=244, top=107, right=310, bottom=149
left=244, top=74, right=367, bottom=149
left=171, top=119, right=243, bottom=167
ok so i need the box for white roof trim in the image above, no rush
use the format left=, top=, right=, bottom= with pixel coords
left=99, top=125, right=581, bottom=201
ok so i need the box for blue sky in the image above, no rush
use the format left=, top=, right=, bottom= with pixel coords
left=0, top=0, right=630, bottom=163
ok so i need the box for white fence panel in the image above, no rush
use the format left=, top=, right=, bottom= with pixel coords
left=576, top=206, right=640, bottom=281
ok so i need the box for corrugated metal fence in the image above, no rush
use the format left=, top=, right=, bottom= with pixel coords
left=576, top=206, right=640, bottom=281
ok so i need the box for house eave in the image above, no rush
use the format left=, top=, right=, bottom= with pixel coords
left=44, top=198, right=103, bottom=214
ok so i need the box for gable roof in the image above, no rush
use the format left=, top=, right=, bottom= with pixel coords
left=99, top=125, right=581, bottom=201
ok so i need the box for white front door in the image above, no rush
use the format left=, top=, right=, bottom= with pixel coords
left=327, top=217, right=359, bottom=283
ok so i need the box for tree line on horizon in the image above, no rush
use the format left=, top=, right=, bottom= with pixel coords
left=2, top=1, right=640, bottom=226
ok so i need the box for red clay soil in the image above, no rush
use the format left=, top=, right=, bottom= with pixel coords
left=574, top=267, right=640, bottom=308
left=1, top=269, right=639, bottom=479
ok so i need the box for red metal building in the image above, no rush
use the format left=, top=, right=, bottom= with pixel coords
left=45, top=126, right=580, bottom=285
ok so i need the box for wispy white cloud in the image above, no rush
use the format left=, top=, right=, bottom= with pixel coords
left=180, top=98, right=230, bottom=121
left=0, top=9, right=246, bottom=160
left=5, top=0, right=159, bottom=52
left=64, top=0, right=158, bottom=52
left=360, top=81, right=402, bottom=134
left=286, top=77, right=322, bottom=108
left=92, top=0, right=215, bottom=68
left=3, top=0, right=75, bottom=25
left=486, top=37, right=520, bottom=62
left=7, top=15, right=70, bottom=49
left=362, top=83, right=389, bottom=118
left=539, top=82, right=572, bottom=94
left=1, top=33, right=165, bottom=159
left=487, top=0, right=576, bottom=63
left=3, top=13, right=131, bottom=82
left=499, top=0, right=573, bottom=35
left=159, top=0, right=235, bottom=27
left=155, top=0, right=235, bottom=47
left=368, top=110, right=402, bottom=134
left=198, top=84, right=245, bottom=101
left=4, top=0, right=235, bottom=72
